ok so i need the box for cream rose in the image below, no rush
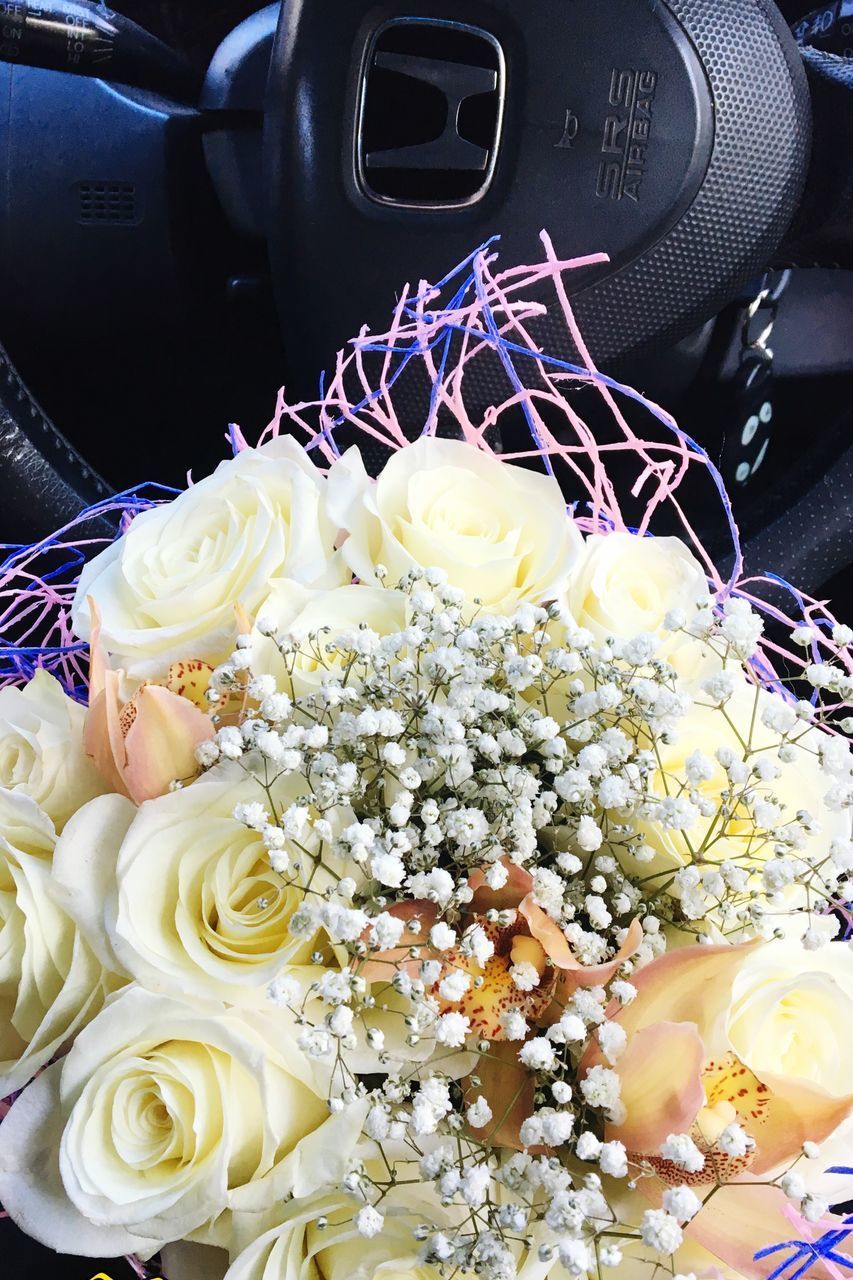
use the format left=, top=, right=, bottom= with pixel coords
left=727, top=932, right=853, bottom=1202
left=55, top=764, right=350, bottom=1005
left=224, top=1184, right=554, bottom=1280
left=565, top=531, right=710, bottom=637
left=225, top=1195, right=443, bottom=1280
left=0, top=985, right=366, bottom=1256
left=251, top=581, right=407, bottom=697
left=562, top=531, right=713, bottom=674
left=0, top=669, right=107, bottom=830
left=632, top=678, right=846, bottom=890
left=72, top=438, right=348, bottom=679
left=728, top=933, right=853, bottom=1104
left=326, top=438, right=582, bottom=612
left=0, top=789, right=122, bottom=1096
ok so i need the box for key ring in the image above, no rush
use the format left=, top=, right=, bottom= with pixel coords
left=740, top=269, right=792, bottom=361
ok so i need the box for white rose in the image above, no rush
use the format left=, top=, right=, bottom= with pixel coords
left=223, top=1182, right=555, bottom=1280
left=326, top=438, right=582, bottom=611
left=224, top=1194, right=438, bottom=1280
left=251, top=581, right=407, bottom=697
left=562, top=532, right=713, bottom=673
left=728, top=935, right=853, bottom=1102
left=0, top=789, right=122, bottom=1096
left=56, top=764, right=351, bottom=1005
left=634, top=680, right=845, bottom=888
left=0, top=669, right=107, bottom=830
left=72, top=438, right=348, bottom=679
left=0, top=985, right=366, bottom=1256
left=726, top=937, right=853, bottom=1203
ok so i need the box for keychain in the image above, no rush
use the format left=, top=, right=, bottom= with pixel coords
left=719, top=270, right=791, bottom=492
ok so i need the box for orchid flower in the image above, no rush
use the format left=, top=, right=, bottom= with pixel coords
left=84, top=600, right=214, bottom=804
left=361, top=858, right=642, bottom=1148
left=363, top=858, right=642, bottom=1032
left=579, top=942, right=853, bottom=1279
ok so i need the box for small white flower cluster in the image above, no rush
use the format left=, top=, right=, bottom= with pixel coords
left=188, top=573, right=853, bottom=1280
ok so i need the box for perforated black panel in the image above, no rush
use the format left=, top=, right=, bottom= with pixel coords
left=568, top=0, right=812, bottom=361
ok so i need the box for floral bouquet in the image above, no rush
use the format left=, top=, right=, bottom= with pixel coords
left=0, top=234, right=852, bottom=1280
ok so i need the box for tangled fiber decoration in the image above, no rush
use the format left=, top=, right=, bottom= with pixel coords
left=1, top=231, right=851, bottom=716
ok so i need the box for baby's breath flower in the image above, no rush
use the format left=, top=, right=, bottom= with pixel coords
left=173, top=562, right=853, bottom=1280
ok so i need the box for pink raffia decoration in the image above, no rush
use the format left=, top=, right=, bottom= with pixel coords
left=779, top=1203, right=850, bottom=1280
left=0, top=487, right=177, bottom=699
left=259, top=231, right=853, bottom=713
left=124, top=1253, right=153, bottom=1279
left=1, top=231, right=851, bottom=714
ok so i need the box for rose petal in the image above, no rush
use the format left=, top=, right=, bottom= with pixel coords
left=0, top=1062, right=154, bottom=1258
left=50, top=792, right=135, bottom=972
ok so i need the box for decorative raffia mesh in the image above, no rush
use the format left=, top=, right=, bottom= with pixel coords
left=1, top=235, right=850, bottom=718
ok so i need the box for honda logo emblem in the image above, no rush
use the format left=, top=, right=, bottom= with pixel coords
left=357, top=19, right=505, bottom=208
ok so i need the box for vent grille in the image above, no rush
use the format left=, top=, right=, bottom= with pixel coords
left=78, top=181, right=138, bottom=225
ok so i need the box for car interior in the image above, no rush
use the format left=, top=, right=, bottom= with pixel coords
left=1, top=2, right=853, bottom=1274
left=1, top=0, right=853, bottom=608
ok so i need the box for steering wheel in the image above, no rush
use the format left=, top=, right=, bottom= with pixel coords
left=2, top=0, right=853, bottom=593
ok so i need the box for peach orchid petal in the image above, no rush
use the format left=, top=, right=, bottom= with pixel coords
left=83, top=600, right=129, bottom=794
left=121, top=683, right=213, bottom=805
left=469, top=1039, right=537, bottom=1152
left=83, top=682, right=127, bottom=797
left=86, top=598, right=108, bottom=701
left=684, top=1179, right=848, bottom=1280
left=519, top=898, right=644, bottom=989
left=437, top=922, right=557, bottom=1039
left=84, top=596, right=212, bottom=804
left=359, top=900, right=439, bottom=982
left=747, top=1071, right=853, bottom=1177
left=469, top=860, right=534, bottom=912
left=610, top=939, right=762, bottom=1043
left=161, top=659, right=217, bottom=711
left=605, top=1021, right=705, bottom=1152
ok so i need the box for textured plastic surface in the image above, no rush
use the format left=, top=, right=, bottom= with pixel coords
left=571, top=0, right=812, bottom=356
left=201, top=4, right=278, bottom=238
left=0, top=0, right=196, bottom=99
left=0, top=62, right=213, bottom=538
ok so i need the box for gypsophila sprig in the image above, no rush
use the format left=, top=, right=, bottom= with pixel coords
left=176, top=569, right=853, bottom=1278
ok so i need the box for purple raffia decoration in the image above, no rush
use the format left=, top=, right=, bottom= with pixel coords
left=755, top=1190, right=853, bottom=1280
left=0, top=231, right=851, bottom=711
left=0, top=485, right=178, bottom=699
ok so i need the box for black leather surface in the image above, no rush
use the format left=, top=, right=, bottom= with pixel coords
left=782, top=45, right=853, bottom=268
left=0, top=339, right=111, bottom=544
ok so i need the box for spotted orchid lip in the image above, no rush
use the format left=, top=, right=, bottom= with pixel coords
left=360, top=859, right=644, bottom=1023
left=433, top=910, right=556, bottom=1040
